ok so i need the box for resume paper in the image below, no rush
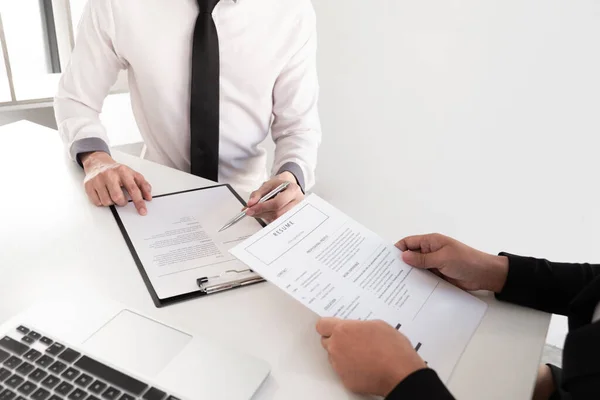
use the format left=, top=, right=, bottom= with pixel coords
left=230, top=195, right=487, bottom=382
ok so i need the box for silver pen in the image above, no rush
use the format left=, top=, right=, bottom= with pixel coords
left=218, top=181, right=291, bottom=232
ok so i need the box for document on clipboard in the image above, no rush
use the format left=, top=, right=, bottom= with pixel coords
left=110, top=184, right=266, bottom=307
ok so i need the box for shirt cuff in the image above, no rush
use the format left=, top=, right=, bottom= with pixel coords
left=71, top=137, right=111, bottom=167
left=277, top=162, right=305, bottom=193
left=386, top=369, right=455, bottom=400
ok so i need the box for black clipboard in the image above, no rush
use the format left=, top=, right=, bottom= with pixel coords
left=110, top=184, right=267, bottom=308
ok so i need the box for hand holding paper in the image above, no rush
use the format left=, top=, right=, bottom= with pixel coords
left=230, top=194, right=487, bottom=381
left=397, top=234, right=509, bottom=293
left=317, top=318, right=427, bottom=397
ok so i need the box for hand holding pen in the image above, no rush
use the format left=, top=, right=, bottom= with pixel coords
left=220, top=175, right=303, bottom=231
left=246, top=173, right=304, bottom=221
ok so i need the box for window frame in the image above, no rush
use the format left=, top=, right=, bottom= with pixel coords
left=0, top=0, right=127, bottom=110
left=0, top=13, right=17, bottom=103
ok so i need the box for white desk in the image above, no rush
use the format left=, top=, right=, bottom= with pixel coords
left=0, top=121, right=550, bottom=400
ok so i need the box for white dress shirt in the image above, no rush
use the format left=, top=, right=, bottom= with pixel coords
left=55, top=0, right=321, bottom=193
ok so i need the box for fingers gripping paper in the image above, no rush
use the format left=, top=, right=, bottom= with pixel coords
left=230, top=194, right=487, bottom=382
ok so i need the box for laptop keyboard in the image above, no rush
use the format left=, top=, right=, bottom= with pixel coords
left=0, top=326, right=179, bottom=400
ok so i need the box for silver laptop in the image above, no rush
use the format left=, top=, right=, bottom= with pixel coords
left=0, top=297, right=269, bottom=400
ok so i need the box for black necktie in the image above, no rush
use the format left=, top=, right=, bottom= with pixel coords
left=190, top=0, right=220, bottom=180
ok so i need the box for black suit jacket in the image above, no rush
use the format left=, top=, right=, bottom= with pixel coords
left=385, top=255, right=600, bottom=400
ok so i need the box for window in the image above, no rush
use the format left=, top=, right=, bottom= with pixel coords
left=0, top=0, right=126, bottom=107
left=1, top=0, right=64, bottom=101
left=0, top=29, right=14, bottom=102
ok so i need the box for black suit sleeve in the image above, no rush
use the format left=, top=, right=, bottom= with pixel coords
left=560, top=321, right=600, bottom=399
left=495, top=253, right=600, bottom=317
left=495, top=253, right=600, bottom=399
left=385, top=369, right=455, bottom=400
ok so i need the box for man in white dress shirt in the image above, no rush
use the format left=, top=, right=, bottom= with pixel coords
left=55, top=0, right=321, bottom=220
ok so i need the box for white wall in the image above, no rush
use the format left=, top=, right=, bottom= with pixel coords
left=312, top=0, right=600, bottom=252
left=311, top=0, right=600, bottom=348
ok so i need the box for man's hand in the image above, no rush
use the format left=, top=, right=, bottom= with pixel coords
left=81, top=152, right=152, bottom=215
left=316, top=318, right=426, bottom=397
left=245, top=172, right=303, bottom=223
left=396, top=233, right=509, bottom=292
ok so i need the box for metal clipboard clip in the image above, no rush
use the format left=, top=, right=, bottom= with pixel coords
left=196, top=269, right=265, bottom=295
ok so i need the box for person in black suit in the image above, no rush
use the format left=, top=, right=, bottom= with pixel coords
left=316, top=233, right=600, bottom=400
